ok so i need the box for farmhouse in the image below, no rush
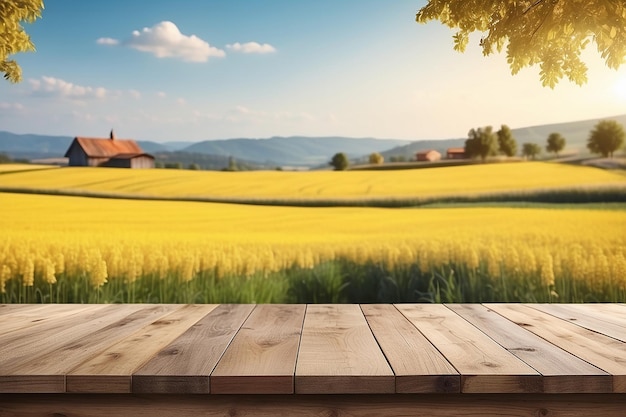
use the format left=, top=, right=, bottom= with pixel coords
left=64, top=131, right=155, bottom=168
left=415, top=149, right=441, bottom=162
left=446, top=147, right=466, bottom=160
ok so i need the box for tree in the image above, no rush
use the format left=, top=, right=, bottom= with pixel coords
left=222, top=156, right=238, bottom=171
left=188, top=163, right=200, bottom=170
left=465, top=126, right=497, bottom=162
left=164, top=162, right=183, bottom=169
left=1, top=0, right=44, bottom=83
left=416, top=1, right=626, bottom=87
left=522, top=143, right=541, bottom=160
left=369, top=152, right=384, bottom=165
left=587, top=120, right=625, bottom=158
left=329, top=152, right=349, bottom=171
left=389, top=155, right=407, bottom=163
left=496, top=124, right=517, bottom=157
left=546, top=133, right=566, bottom=157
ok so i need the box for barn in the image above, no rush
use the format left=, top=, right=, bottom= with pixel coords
left=446, top=147, right=466, bottom=160
left=64, top=131, right=155, bottom=168
left=415, top=149, right=442, bottom=162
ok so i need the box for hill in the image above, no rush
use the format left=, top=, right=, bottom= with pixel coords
left=0, top=132, right=171, bottom=159
left=378, top=114, right=626, bottom=161
left=183, top=136, right=410, bottom=166
left=1, top=113, right=625, bottom=166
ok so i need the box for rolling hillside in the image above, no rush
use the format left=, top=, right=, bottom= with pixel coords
left=1, top=113, right=625, bottom=166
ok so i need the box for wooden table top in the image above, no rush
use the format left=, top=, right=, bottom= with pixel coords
left=0, top=303, right=624, bottom=395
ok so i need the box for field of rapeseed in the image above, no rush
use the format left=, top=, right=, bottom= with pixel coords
left=1, top=180, right=624, bottom=303
left=1, top=162, right=624, bottom=202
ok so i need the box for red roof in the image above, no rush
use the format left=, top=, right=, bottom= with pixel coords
left=64, top=137, right=144, bottom=158
left=110, top=153, right=154, bottom=160
left=446, top=147, right=465, bottom=154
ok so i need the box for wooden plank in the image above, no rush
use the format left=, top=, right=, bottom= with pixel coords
left=0, top=304, right=34, bottom=315
left=2, top=393, right=626, bottom=417
left=0, top=304, right=136, bottom=379
left=361, top=304, right=460, bottom=393
left=448, top=304, right=612, bottom=393
left=396, top=304, right=541, bottom=393
left=489, top=304, right=626, bottom=393
left=133, top=304, right=254, bottom=394
left=0, top=304, right=107, bottom=341
left=210, top=304, right=305, bottom=394
left=0, top=303, right=50, bottom=316
left=0, top=304, right=144, bottom=393
left=295, top=304, right=394, bottom=394
left=530, top=304, right=626, bottom=342
left=3, top=304, right=181, bottom=393
left=67, top=304, right=216, bottom=393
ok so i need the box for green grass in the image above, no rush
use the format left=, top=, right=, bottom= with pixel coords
left=1, top=185, right=625, bottom=208
left=2, top=259, right=623, bottom=304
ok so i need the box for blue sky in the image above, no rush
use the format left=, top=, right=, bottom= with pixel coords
left=1, top=0, right=625, bottom=142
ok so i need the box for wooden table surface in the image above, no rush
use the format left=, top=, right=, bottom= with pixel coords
left=1, top=303, right=625, bottom=397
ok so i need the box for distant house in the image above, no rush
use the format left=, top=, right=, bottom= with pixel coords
left=446, top=147, right=466, bottom=160
left=415, top=149, right=441, bottom=162
left=64, top=131, right=154, bottom=169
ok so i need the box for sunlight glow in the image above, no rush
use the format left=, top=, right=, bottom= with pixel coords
left=613, top=76, right=626, bottom=101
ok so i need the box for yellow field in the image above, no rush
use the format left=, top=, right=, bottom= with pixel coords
left=1, top=192, right=624, bottom=296
left=0, top=162, right=624, bottom=200
left=0, top=164, right=58, bottom=173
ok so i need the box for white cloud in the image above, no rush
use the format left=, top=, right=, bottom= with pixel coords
left=96, top=37, right=119, bottom=46
left=176, top=98, right=186, bottom=105
left=0, top=102, right=24, bottom=111
left=234, top=105, right=252, bottom=114
left=156, top=91, right=167, bottom=98
left=129, top=89, right=142, bottom=99
left=29, top=76, right=108, bottom=100
left=122, top=21, right=225, bottom=62
left=226, top=42, right=276, bottom=54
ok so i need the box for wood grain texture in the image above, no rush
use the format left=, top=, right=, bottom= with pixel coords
left=361, top=304, right=460, bottom=393
left=67, top=304, right=216, bottom=393
left=0, top=304, right=89, bottom=335
left=0, top=304, right=34, bottom=315
left=0, top=304, right=108, bottom=348
left=530, top=303, right=626, bottom=342
left=2, top=394, right=626, bottom=417
left=1, top=303, right=626, bottom=400
left=448, top=304, right=611, bottom=393
left=295, top=304, right=394, bottom=394
left=396, top=304, right=541, bottom=393
left=210, top=304, right=305, bottom=394
left=0, top=304, right=143, bottom=393
left=489, top=303, right=626, bottom=393
left=133, top=304, right=254, bottom=394
left=3, top=304, right=181, bottom=394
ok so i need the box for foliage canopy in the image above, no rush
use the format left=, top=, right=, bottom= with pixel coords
left=0, top=0, right=44, bottom=83
left=330, top=152, right=349, bottom=171
left=497, top=125, right=518, bottom=157
left=546, top=133, right=566, bottom=157
left=416, top=1, right=626, bottom=87
left=587, top=120, right=625, bottom=158
left=369, top=152, right=384, bottom=165
left=522, top=142, right=542, bottom=160
left=465, top=126, right=497, bottom=162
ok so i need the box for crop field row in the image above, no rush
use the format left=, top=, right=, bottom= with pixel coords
left=1, top=162, right=624, bottom=201
left=1, top=192, right=624, bottom=303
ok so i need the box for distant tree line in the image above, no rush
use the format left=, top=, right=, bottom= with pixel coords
left=154, top=152, right=269, bottom=171
left=0, top=152, right=29, bottom=164
left=328, top=118, right=625, bottom=172
left=464, top=119, right=625, bottom=162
